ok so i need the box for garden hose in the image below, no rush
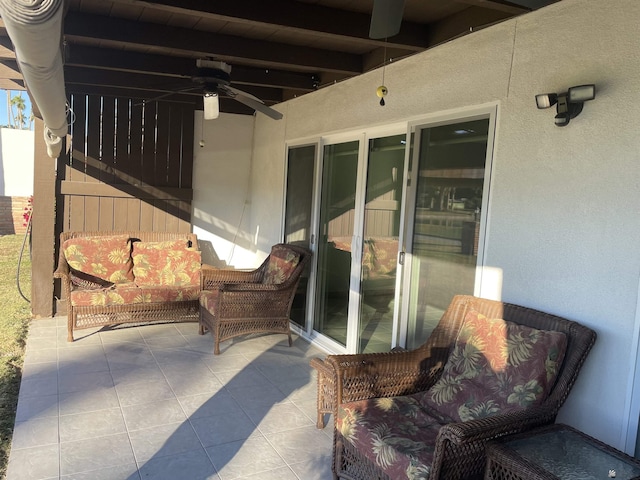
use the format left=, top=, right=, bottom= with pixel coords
left=16, top=212, right=31, bottom=303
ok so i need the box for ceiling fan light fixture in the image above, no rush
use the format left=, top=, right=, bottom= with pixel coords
left=203, top=92, right=219, bottom=120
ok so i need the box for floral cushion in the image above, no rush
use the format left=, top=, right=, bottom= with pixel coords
left=70, top=284, right=200, bottom=306
left=422, top=310, right=568, bottom=422
left=199, top=290, right=219, bottom=311
left=63, top=235, right=133, bottom=284
left=337, top=393, right=442, bottom=480
left=132, top=241, right=201, bottom=287
left=363, top=237, right=398, bottom=280
left=262, top=245, right=300, bottom=285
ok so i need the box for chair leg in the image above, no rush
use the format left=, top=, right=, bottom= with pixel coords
left=287, top=330, right=292, bottom=347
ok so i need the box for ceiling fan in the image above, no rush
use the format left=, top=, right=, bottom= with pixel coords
left=141, top=59, right=283, bottom=120
left=193, top=59, right=283, bottom=120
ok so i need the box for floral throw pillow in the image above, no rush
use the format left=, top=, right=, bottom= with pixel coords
left=262, top=245, right=300, bottom=285
left=421, top=310, right=568, bottom=422
left=63, top=235, right=133, bottom=284
left=132, top=241, right=201, bottom=287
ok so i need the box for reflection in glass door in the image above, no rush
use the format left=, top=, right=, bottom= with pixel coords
left=358, top=135, right=406, bottom=353
left=405, top=117, right=492, bottom=349
left=284, top=144, right=316, bottom=328
left=314, top=141, right=359, bottom=346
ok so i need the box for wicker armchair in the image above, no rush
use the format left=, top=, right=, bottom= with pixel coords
left=199, top=243, right=311, bottom=354
left=321, top=295, right=596, bottom=480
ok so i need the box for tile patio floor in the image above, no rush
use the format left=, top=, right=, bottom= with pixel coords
left=6, top=317, right=335, bottom=480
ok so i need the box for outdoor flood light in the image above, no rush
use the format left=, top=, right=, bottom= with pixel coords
left=535, top=84, right=595, bottom=127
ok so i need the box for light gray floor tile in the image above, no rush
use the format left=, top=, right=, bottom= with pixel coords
left=15, top=393, right=59, bottom=422
left=242, top=466, right=299, bottom=480
left=115, top=378, right=175, bottom=406
left=25, top=336, right=58, bottom=351
left=109, top=364, right=165, bottom=387
left=18, top=375, right=58, bottom=398
left=58, top=387, right=120, bottom=416
left=266, top=425, right=333, bottom=466
left=129, top=421, right=202, bottom=461
left=122, top=398, right=187, bottom=431
left=214, top=366, right=272, bottom=390
left=250, top=402, right=314, bottom=434
left=21, top=361, right=57, bottom=381
left=226, top=383, right=291, bottom=411
left=11, top=417, right=59, bottom=449
left=59, top=433, right=136, bottom=476
left=26, top=325, right=59, bottom=338
left=177, top=391, right=244, bottom=420
left=190, top=410, right=257, bottom=447
left=9, top=315, right=337, bottom=480
left=5, top=443, right=59, bottom=480
left=60, top=463, right=141, bottom=480
left=206, top=436, right=287, bottom=480
left=59, top=408, right=127, bottom=443
left=202, top=354, right=252, bottom=373
left=137, top=449, right=219, bottom=480
left=23, top=347, right=58, bottom=364
left=162, top=370, right=223, bottom=397
left=58, top=370, right=114, bottom=394
left=289, top=458, right=335, bottom=480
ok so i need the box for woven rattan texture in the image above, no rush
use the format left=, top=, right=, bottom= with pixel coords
left=322, top=295, right=596, bottom=480
left=199, top=243, right=311, bottom=355
left=55, top=231, right=199, bottom=341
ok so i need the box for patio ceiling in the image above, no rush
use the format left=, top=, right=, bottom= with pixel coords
left=0, top=0, right=561, bottom=116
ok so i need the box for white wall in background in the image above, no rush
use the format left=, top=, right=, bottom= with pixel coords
left=0, top=128, right=34, bottom=196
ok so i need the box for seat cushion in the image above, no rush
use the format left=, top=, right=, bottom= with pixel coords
left=262, top=245, right=300, bottom=284
left=337, top=393, right=441, bottom=480
left=70, top=284, right=200, bottom=306
left=132, top=241, right=201, bottom=287
left=63, top=235, right=133, bottom=284
left=199, top=290, right=219, bottom=312
left=422, top=310, right=568, bottom=422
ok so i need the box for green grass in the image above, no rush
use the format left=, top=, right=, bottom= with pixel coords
left=0, top=235, right=31, bottom=479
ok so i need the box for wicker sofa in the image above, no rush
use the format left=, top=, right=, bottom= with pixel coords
left=54, top=231, right=201, bottom=342
left=317, top=295, right=596, bottom=480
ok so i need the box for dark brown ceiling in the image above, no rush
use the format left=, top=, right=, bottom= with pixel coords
left=0, top=0, right=560, bottom=116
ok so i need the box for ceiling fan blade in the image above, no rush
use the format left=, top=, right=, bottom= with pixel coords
left=218, top=85, right=282, bottom=120
left=369, top=0, right=406, bottom=39
left=233, top=93, right=283, bottom=120
left=222, top=84, right=263, bottom=103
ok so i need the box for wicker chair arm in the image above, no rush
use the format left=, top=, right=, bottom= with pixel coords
left=221, top=282, right=285, bottom=293
left=201, top=266, right=261, bottom=289
left=438, top=404, right=556, bottom=445
left=53, top=259, right=70, bottom=279
left=326, top=349, right=446, bottom=405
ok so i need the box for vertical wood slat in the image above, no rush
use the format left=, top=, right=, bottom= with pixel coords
left=113, top=98, right=130, bottom=231
left=60, top=96, right=194, bottom=238
left=84, top=95, right=101, bottom=231
left=69, top=94, right=86, bottom=231
left=179, top=107, right=195, bottom=232
left=156, top=102, right=171, bottom=188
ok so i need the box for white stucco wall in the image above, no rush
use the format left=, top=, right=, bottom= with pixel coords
left=246, top=0, right=640, bottom=452
left=191, top=112, right=257, bottom=268
left=0, top=128, right=34, bottom=196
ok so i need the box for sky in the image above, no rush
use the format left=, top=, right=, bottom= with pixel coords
left=0, top=89, right=33, bottom=129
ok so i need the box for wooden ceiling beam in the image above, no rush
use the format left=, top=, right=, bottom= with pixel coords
left=64, top=11, right=363, bottom=75
left=63, top=45, right=319, bottom=91
left=107, top=0, right=429, bottom=52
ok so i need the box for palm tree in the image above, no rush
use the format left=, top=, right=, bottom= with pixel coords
left=10, top=93, right=26, bottom=129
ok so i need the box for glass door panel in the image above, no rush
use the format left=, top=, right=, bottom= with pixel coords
left=284, top=144, right=316, bottom=328
left=406, top=118, right=490, bottom=349
left=314, top=141, right=359, bottom=346
left=358, top=134, right=406, bottom=353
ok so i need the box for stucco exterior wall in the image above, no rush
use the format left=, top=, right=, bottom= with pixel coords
left=191, top=112, right=257, bottom=268
left=247, top=0, right=640, bottom=452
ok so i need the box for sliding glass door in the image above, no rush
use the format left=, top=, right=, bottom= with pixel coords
left=312, top=133, right=406, bottom=353
left=403, top=115, right=494, bottom=349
